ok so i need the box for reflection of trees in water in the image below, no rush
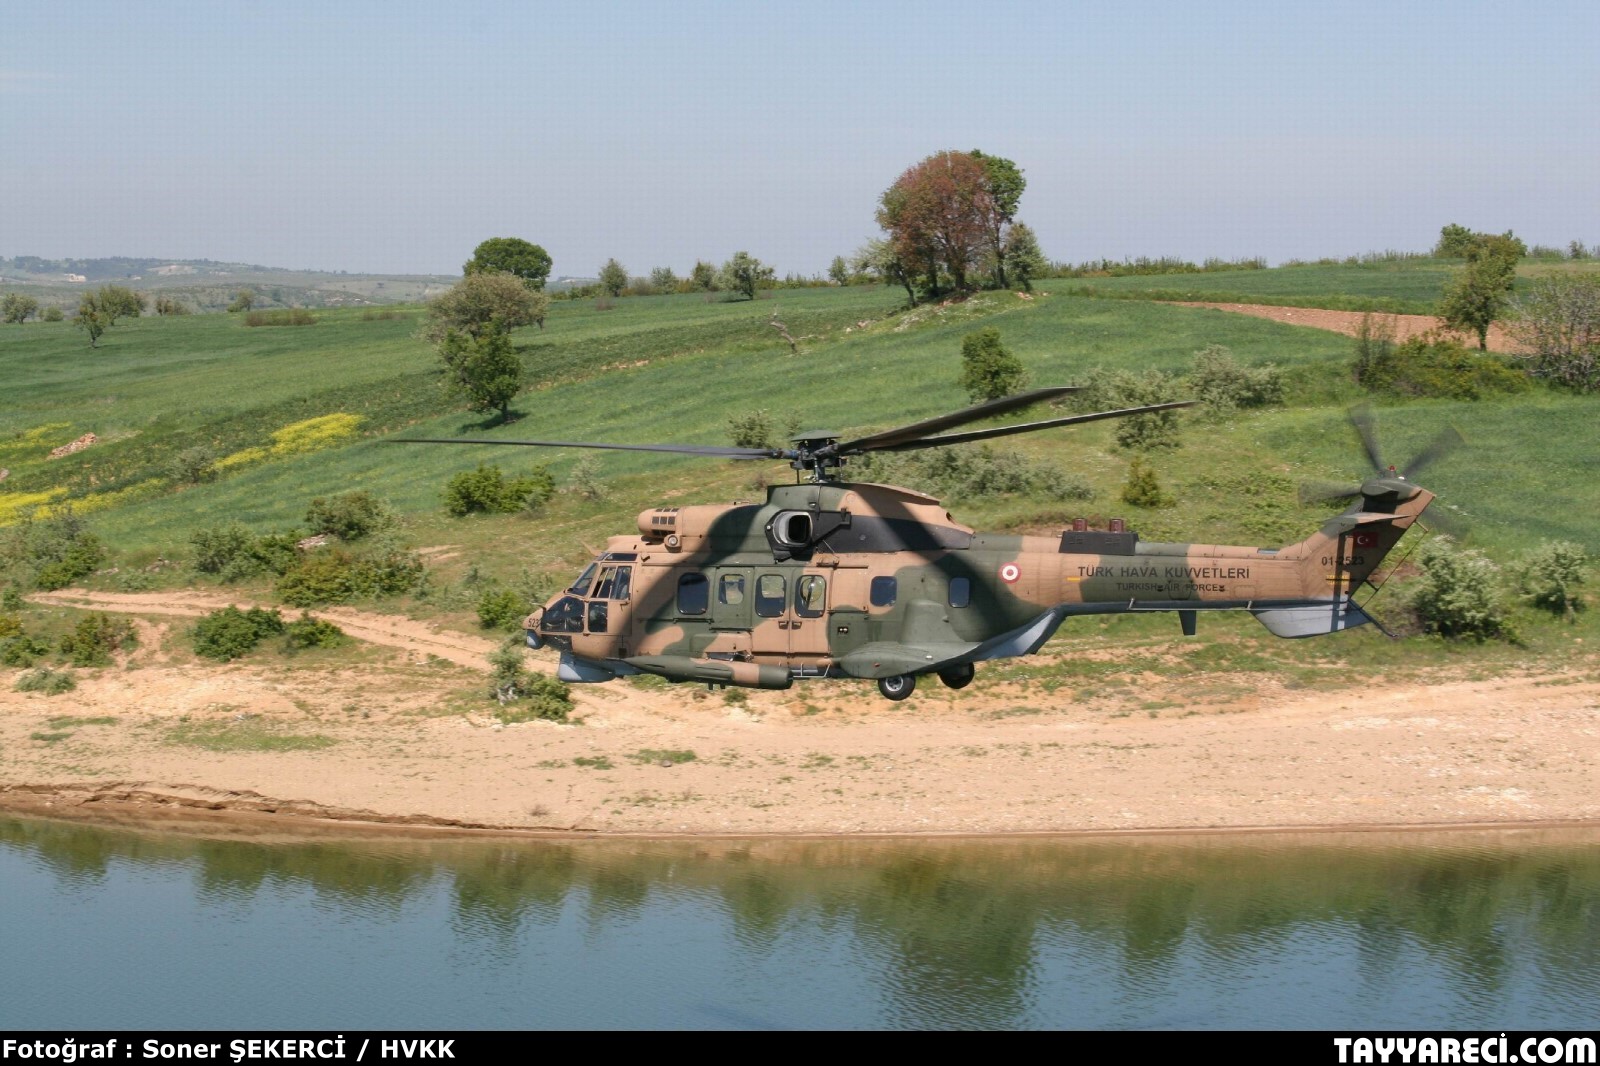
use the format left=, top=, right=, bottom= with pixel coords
left=6, top=818, right=1600, bottom=1025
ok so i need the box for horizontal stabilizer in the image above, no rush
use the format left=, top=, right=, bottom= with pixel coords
left=836, top=641, right=976, bottom=679
left=1252, top=601, right=1376, bottom=639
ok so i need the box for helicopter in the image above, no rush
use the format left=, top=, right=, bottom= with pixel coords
left=396, top=390, right=1454, bottom=700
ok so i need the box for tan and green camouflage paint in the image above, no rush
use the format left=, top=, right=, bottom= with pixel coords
left=537, top=479, right=1433, bottom=687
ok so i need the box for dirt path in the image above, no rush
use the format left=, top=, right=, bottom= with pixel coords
left=1172, top=302, right=1515, bottom=353
left=7, top=588, right=1599, bottom=838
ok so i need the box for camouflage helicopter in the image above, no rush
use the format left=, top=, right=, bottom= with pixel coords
left=398, top=391, right=1454, bottom=700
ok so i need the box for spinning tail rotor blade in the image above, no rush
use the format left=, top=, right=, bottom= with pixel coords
left=1298, top=480, right=1364, bottom=506
left=1349, top=405, right=1387, bottom=475
left=1402, top=426, right=1465, bottom=481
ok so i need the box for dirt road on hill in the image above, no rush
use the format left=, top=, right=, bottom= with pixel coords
left=1173, top=302, right=1515, bottom=353
left=6, top=588, right=1598, bottom=838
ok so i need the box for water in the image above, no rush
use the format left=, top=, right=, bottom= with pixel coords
left=1, top=817, right=1597, bottom=1030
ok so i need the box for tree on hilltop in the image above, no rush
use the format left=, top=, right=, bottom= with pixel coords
left=439, top=322, right=524, bottom=422
left=427, top=271, right=549, bottom=341
left=717, top=252, right=774, bottom=300
left=598, top=259, right=629, bottom=298
left=1440, top=233, right=1521, bottom=350
left=877, top=150, right=997, bottom=298
left=970, top=150, right=1026, bottom=288
left=464, top=238, right=552, bottom=291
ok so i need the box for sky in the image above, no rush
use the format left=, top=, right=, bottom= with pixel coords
left=3, top=1, right=1597, bottom=277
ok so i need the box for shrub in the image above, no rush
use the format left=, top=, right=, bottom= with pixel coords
left=58, top=612, right=138, bottom=667
left=1506, top=273, right=1600, bottom=393
left=168, top=445, right=219, bottom=484
left=42, top=307, right=64, bottom=322
left=190, top=524, right=298, bottom=581
left=1188, top=344, right=1284, bottom=417
left=1079, top=368, right=1185, bottom=449
left=1351, top=313, right=1397, bottom=387
left=283, top=613, right=347, bottom=650
left=564, top=453, right=608, bottom=501
left=1356, top=331, right=1529, bottom=399
left=443, top=463, right=555, bottom=516
left=1409, top=537, right=1515, bottom=642
left=478, top=588, right=529, bottom=631
left=192, top=606, right=285, bottom=661
left=2, top=633, right=52, bottom=667
left=305, top=491, right=394, bottom=541
left=728, top=410, right=776, bottom=449
left=276, top=539, right=423, bottom=606
left=488, top=642, right=571, bottom=722
left=243, top=309, right=316, bottom=326
left=15, top=667, right=75, bottom=695
left=1517, top=540, right=1587, bottom=619
left=2, top=507, right=106, bottom=591
left=1121, top=456, right=1173, bottom=508
left=228, top=291, right=256, bottom=313
left=959, top=327, right=1029, bottom=402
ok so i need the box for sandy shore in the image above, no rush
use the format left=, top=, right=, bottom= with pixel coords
left=5, top=592, right=1598, bottom=838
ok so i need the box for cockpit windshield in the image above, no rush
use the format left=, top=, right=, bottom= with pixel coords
left=569, top=562, right=599, bottom=596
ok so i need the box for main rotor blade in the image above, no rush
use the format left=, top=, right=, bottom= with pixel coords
left=387, top=437, right=788, bottom=460
left=1402, top=426, right=1465, bottom=482
left=823, top=386, right=1079, bottom=456
left=853, top=401, right=1200, bottom=454
left=1349, top=405, right=1386, bottom=475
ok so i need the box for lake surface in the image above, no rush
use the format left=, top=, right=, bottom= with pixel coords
left=1, top=817, right=1597, bottom=1030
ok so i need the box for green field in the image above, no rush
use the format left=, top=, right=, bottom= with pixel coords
left=2, top=268, right=1596, bottom=660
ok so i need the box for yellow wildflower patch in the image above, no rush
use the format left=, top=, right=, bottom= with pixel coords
left=210, top=413, right=364, bottom=473
left=213, top=446, right=270, bottom=472
left=73, top=479, right=166, bottom=515
left=0, top=487, right=69, bottom=525
left=0, top=423, right=75, bottom=461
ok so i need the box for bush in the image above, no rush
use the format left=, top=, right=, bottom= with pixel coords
left=1121, top=456, right=1173, bottom=508
left=959, top=328, right=1029, bottom=402
left=42, top=307, right=64, bottom=322
left=1079, top=368, right=1185, bottom=449
left=2, top=507, right=106, bottom=591
left=1409, top=537, right=1515, bottom=642
left=58, top=612, right=138, bottom=667
left=283, top=613, right=347, bottom=650
left=1188, top=344, right=1284, bottom=417
left=478, top=588, right=529, bottom=631
left=15, top=667, right=75, bottom=695
left=564, top=454, right=608, bottom=501
left=305, top=491, right=394, bottom=541
left=728, top=410, right=776, bottom=449
left=192, top=606, right=285, bottom=661
left=1356, top=331, right=1529, bottom=400
left=276, top=539, right=423, bottom=606
left=443, top=463, right=555, bottom=516
left=2, top=633, right=52, bottom=668
left=168, top=445, right=219, bottom=484
left=190, top=524, right=298, bottom=581
left=488, top=643, right=571, bottom=722
left=1518, top=540, right=1587, bottom=619
left=1506, top=273, right=1600, bottom=393
left=243, top=309, right=316, bottom=326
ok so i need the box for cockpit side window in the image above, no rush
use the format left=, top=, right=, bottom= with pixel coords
left=542, top=596, right=585, bottom=632
left=591, top=565, right=633, bottom=601
left=569, top=563, right=598, bottom=596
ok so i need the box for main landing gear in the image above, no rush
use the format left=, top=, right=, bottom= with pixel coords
left=877, top=674, right=916, bottom=701
left=937, top=663, right=975, bottom=690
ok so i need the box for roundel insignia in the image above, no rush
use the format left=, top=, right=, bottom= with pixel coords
left=1354, top=532, right=1377, bottom=548
left=999, top=563, right=1021, bottom=583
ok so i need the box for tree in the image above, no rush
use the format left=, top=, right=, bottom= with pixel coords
left=1507, top=273, right=1600, bottom=392
left=718, top=251, right=774, bottom=300
left=689, top=260, right=717, bottom=291
left=74, top=293, right=107, bottom=347
left=1434, top=223, right=1476, bottom=258
left=959, top=328, right=1028, bottom=402
left=96, top=285, right=145, bottom=323
left=2, top=293, right=40, bottom=323
left=649, top=266, right=678, bottom=292
left=1440, top=236, right=1519, bottom=350
left=828, top=256, right=849, bottom=285
left=1002, top=222, right=1047, bottom=292
left=970, top=150, right=1025, bottom=288
left=598, top=259, right=629, bottom=298
left=426, top=271, right=549, bottom=341
left=464, top=238, right=551, bottom=290
left=228, top=290, right=255, bottom=313
left=853, top=238, right=917, bottom=305
left=877, top=150, right=998, bottom=297
left=439, top=322, right=523, bottom=421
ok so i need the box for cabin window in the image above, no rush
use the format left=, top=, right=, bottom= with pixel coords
left=949, top=577, right=971, bottom=608
left=795, top=575, right=827, bottom=618
left=870, top=576, right=897, bottom=607
left=542, top=596, right=585, bottom=633
left=676, top=573, right=709, bottom=616
left=755, top=574, right=786, bottom=618
left=586, top=601, right=608, bottom=633
left=569, top=563, right=598, bottom=596
left=718, top=574, right=746, bottom=605
left=592, top=565, right=632, bottom=600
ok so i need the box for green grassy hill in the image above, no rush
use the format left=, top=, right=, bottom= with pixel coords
left=2, top=270, right=1595, bottom=670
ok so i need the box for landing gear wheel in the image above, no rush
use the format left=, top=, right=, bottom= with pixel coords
left=877, top=674, right=917, bottom=701
left=938, top=663, right=975, bottom=690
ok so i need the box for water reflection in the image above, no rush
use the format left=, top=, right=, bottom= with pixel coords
left=1, top=818, right=1597, bottom=1029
